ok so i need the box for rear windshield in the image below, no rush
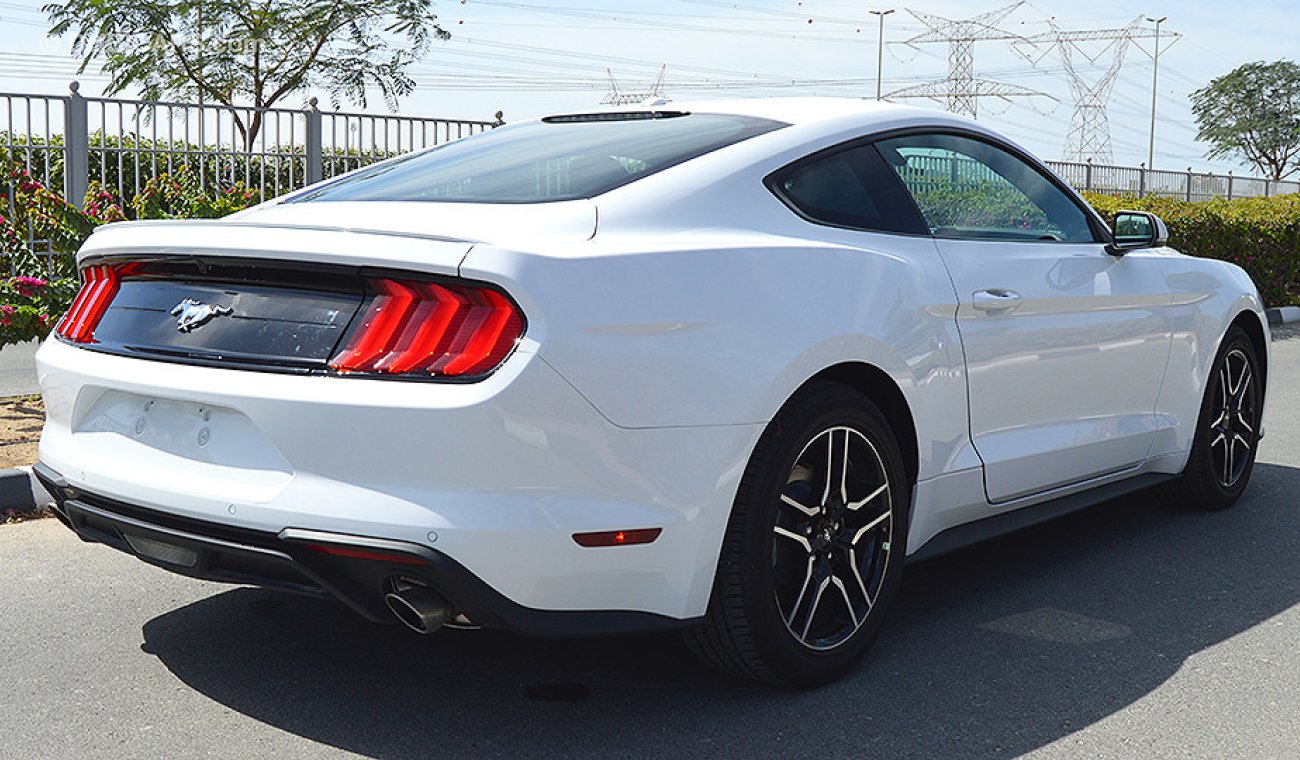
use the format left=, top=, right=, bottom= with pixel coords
left=292, top=112, right=787, bottom=204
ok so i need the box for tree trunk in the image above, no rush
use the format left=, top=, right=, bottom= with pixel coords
left=245, top=110, right=264, bottom=151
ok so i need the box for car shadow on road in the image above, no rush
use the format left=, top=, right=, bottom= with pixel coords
left=139, top=462, right=1300, bottom=759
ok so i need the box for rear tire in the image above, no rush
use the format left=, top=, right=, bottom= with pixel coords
left=685, top=382, right=909, bottom=687
left=1162, top=325, right=1262, bottom=511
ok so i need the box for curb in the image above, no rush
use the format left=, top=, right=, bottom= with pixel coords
left=1266, top=306, right=1300, bottom=327
left=0, top=465, right=52, bottom=510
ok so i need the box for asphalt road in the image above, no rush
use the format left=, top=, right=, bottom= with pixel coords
left=4, top=331, right=1300, bottom=759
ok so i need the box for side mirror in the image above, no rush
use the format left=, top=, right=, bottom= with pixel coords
left=1106, top=210, right=1168, bottom=255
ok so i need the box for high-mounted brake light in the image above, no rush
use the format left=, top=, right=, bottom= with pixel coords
left=55, top=263, right=140, bottom=343
left=330, top=278, right=524, bottom=379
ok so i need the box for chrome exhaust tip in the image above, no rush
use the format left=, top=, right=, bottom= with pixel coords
left=384, top=579, right=454, bottom=635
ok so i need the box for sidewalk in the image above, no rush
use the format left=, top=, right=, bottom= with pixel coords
left=0, top=343, right=46, bottom=509
left=0, top=339, right=41, bottom=397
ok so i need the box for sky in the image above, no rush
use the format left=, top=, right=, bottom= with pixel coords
left=0, top=0, right=1297, bottom=175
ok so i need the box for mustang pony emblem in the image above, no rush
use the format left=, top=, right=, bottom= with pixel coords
left=170, top=299, right=233, bottom=333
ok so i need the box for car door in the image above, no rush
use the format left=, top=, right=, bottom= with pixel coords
left=875, top=132, right=1174, bottom=503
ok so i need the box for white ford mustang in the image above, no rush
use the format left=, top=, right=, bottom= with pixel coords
left=36, top=98, right=1267, bottom=686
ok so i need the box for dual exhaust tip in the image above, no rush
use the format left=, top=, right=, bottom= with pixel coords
left=384, top=578, right=455, bottom=635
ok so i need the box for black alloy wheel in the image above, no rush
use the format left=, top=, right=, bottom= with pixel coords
left=1163, top=324, right=1263, bottom=511
left=686, top=382, right=908, bottom=687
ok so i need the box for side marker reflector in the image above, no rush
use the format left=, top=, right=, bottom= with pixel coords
left=572, top=528, right=662, bottom=548
left=307, top=544, right=429, bottom=566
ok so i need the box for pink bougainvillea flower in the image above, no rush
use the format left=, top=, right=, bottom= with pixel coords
left=13, top=275, right=46, bottom=298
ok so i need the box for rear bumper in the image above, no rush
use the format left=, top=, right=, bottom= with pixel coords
left=35, top=462, right=695, bottom=637
left=37, top=336, right=764, bottom=620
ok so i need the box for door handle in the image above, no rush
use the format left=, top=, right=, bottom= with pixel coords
left=972, top=289, right=1023, bottom=313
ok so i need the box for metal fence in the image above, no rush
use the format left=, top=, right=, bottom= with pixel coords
left=895, top=152, right=1004, bottom=194
left=1046, top=159, right=1300, bottom=201
left=867, top=149, right=1299, bottom=206
left=1, top=82, right=501, bottom=209
left=1, top=91, right=67, bottom=267
left=3, top=82, right=1299, bottom=209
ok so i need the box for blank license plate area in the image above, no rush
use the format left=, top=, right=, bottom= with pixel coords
left=74, top=390, right=291, bottom=477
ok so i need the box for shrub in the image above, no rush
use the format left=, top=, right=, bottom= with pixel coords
left=1085, top=193, right=1300, bottom=306
left=132, top=165, right=260, bottom=220
left=0, top=275, right=78, bottom=347
left=912, top=183, right=1052, bottom=232
left=0, top=158, right=259, bottom=349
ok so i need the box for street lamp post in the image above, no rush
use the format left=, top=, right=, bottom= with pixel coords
left=1146, top=16, right=1166, bottom=171
left=870, top=9, right=895, bottom=101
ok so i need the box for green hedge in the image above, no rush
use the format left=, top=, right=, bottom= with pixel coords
left=912, top=183, right=1053, bottom=233
left=1085, top=193, right=1300, bottom=307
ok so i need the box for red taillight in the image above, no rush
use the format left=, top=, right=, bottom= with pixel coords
left=56, top=263, right=139, bottom=343
left=330, top=278, right=524, bottom=379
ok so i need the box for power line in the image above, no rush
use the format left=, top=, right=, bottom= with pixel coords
left=468, top=0, right=916, bottom=43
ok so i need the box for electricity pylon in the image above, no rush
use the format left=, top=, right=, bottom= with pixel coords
left=1016, top=17, right=1166, bottom=163
left=888, top=2, right=1047, bottom=119
left=602, top=66, right=667, bottom=106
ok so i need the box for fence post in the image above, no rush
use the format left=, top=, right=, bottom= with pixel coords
left=305, top=98, right=322, bottom=185
left=1084, top=158, right=1093, bottom=192
left=1139, top=163, right=1147, bottom=196
left=1264, top=178, right=1271, bottom=197
left=1226, top=171, right=1233, bottom=200
left=1185, top=166, right=1193, bottom=202
left=63, top=81, right=89, bottom=208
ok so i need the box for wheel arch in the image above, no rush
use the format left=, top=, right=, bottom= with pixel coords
left=798, top=362, right=920, bottom=488
left=1230, top=309, right=1269, bottom=388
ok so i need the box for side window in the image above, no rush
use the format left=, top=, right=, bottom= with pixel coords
left=771, top=144, right=928, bottom=235
left=875, top=134, right=1096, bottom=243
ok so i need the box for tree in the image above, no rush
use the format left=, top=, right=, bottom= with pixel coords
left=1191, top=60, right=1300, bottom=181
left=45, top=0, right=449, bottom=147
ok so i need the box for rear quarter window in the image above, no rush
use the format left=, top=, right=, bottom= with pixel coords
left=769, top=144, right=929, bottom=235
